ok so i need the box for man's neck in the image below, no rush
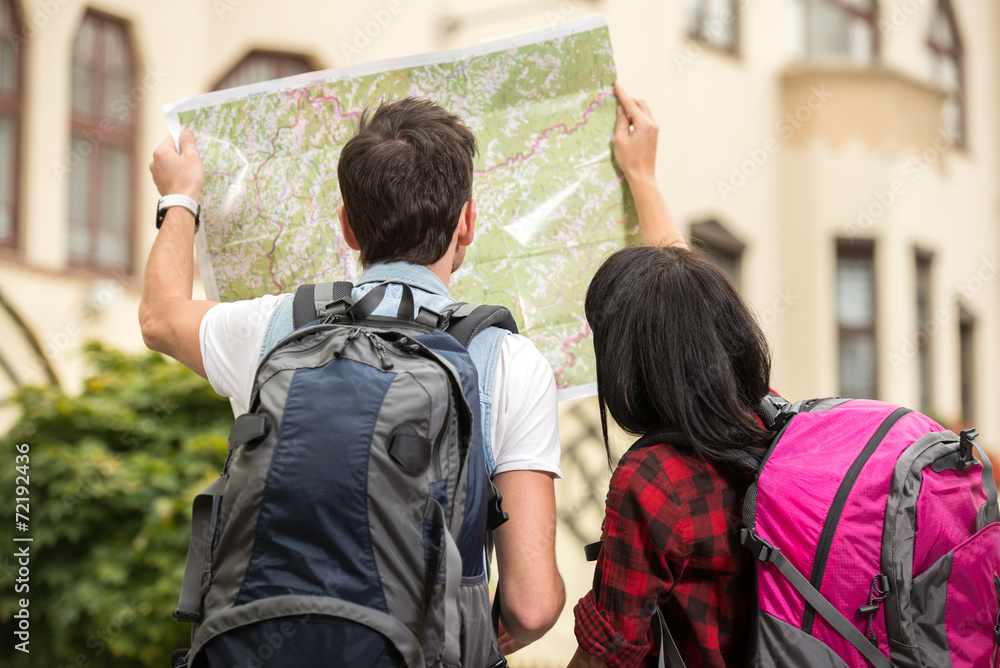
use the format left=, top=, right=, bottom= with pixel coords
left=424, top=249, right=457, bottom=287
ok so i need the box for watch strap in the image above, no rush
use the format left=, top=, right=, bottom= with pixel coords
left=156, top=194, right=201, bottom=231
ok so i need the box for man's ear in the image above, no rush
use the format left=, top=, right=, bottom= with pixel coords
left=339, top=205, right=361, bottom=251
left=457, top=199, right=476, bottom=247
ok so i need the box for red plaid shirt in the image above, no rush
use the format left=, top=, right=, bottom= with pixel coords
left=574, top=440, right=754, bottom=668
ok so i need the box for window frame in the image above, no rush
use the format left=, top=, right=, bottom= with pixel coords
left=67, top=10, right=138, bottom=275
left=926, top=0, right=966, bottom=149
left=836, top=239, right=878, bottom=400
left=212, top=49, right=316, bottom=91
left=801, top=0, right=880, bottom=64
left=0, top=0, right=23, bottom=252
left=686, top=0, right=741, bottom=56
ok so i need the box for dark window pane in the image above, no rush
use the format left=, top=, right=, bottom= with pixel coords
left=915, top=256, right=932, bottom=414
left=927, top=1, right=964, bottom=145
left=103, top=24, right=132, bottom=121
left=0, top=113, right=13, bottom=242
left=686, top=0, right=737, bottom=51
left=71, top=17, right=97, bottom=113
left=837, top=256, right=874, bottom=328
left=67, top=134, right=92, bottom=262
left=0, top=0, right=17, bottom=94
left=838, top=245, right=876, bottom=400
left=99, top=144, right=129, bottom=269
left=840, top=332, right=877, bottom=399
left=810, top=1, right=851, bottom=58
left=69, top=13, right=134, bottom=271
left=803, top=0, right=876, bottom=64
left=216, top=52, right=312, bottom=90
left=959, top=314, right=974, bottom=422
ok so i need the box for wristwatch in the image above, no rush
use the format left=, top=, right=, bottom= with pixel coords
left=156, top=194, right=201, bottom=231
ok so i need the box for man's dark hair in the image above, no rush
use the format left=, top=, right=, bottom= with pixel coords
left=585, top=245, right=773, bottom=467
left=337, top=97, right=478, bottom=266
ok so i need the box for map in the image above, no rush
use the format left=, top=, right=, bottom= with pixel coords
left=164, top=15, right=636, bottom=399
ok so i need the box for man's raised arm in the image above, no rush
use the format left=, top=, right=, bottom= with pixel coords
left=139, top=131, right=218, bottom=376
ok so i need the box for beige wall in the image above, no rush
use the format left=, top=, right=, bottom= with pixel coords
left=0, top=1, right=998, bottom=666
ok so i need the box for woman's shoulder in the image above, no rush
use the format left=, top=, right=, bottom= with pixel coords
left=614, top=439, right=749, bottom=502
left=610, top=440, right=690, bottom=498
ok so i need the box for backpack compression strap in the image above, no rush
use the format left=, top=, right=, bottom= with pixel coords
left=439, top=303, right=519, bottom=348
left=292, top=281, right=355, bottom=329
left=741, top=529, right=891, bottom=668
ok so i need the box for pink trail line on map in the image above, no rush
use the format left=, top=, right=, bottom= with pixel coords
left=475, top=92, right=613, bottom=176
left=554, top=322, right=592, bottom=382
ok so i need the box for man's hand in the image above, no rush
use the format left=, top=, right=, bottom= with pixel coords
left=497, top=622, right=528, bottom=655
left=613, top=81, right=658, bottom=183
left=149, top=130, right=204, bottom=200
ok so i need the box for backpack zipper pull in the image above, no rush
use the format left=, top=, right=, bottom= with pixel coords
left=993, top=573, right=999, bottom=667
left=362, top=331, right=394, bottom=370
left=860, top=573, right=890, bottom=648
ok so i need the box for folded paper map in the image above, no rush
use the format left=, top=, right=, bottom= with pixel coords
left=164, top=14, right=636, bottom=400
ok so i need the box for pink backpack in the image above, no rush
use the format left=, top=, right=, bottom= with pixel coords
left=741, top=396, right=1000, bottom=668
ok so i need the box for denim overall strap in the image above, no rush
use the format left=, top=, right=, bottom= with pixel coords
left=258, top=262, right=508, bottom=475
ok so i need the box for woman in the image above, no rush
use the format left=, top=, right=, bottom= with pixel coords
left=568, top=83, right=772, bottom=668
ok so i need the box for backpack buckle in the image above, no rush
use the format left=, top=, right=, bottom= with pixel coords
left=417, top=306, right=444, bottom=329
left=319, top=299, right=350, bottom=322
left=172, top=609, right=201, bottom=623
left=741, top=528, right=779, bottom=563
left=958, top=427, right=979, bottom=471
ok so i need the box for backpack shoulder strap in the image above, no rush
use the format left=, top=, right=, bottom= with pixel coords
left=439, top=303, right=519, bottom=348
left=292, top=281, right=354, bottom=329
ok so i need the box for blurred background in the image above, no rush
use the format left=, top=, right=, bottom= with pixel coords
left=0, top=0, right=998, bottom=666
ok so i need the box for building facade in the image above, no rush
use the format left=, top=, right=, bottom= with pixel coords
left=0, top=0, right=997, bottom=664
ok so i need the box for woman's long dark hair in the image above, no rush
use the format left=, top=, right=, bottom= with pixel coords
left=585, top=244, right=772, bottom=467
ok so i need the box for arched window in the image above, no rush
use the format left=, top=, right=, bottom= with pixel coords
left=214, top=51, right=313, bottom=91
left=67, top=12, right=135, bottom=272
left=792, top=0, right=878, bottom=65
left=927, top=0, right=965, bottom=147
left=0, top=0, right=22, bottom=249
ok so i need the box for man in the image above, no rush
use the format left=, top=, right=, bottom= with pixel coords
left=141, top=97, right=566, bottom=652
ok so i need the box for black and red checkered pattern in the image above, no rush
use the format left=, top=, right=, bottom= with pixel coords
left=574, top=440, right=754, bottom=668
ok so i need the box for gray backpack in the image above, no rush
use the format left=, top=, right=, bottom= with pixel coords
left=171, top=281, right=516, bottom=668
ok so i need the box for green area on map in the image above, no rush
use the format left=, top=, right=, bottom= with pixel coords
left=176, top=24, right=637, bottom=391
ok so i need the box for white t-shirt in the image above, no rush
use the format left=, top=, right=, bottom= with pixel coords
left=199, top=294, right=563, bottom=477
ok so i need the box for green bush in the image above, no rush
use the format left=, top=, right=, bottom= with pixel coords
left=0, top=343, right=232, bottom=667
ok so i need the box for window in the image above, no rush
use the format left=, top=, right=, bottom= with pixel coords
left=67, top=13, right=135, bottom=272
left=958, top=307, right=975, bottom=424
left=837, top=241, right=877, bottom=399
left=926, top=0, right=965, bottom=147
left=0, top=0, right=21, bottom=249
left=691, top=219, right=744, bottom=288
left=685, top=0, right=739, bottom=53
left=915, top=249, right=933, bottom=414
left=791, top=0, right=878, bottom=65
left=214, top=51, right=313, bottom=90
